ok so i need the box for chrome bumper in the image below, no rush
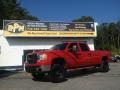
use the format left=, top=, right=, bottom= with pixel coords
left=25, top=65, right=51, bottom=73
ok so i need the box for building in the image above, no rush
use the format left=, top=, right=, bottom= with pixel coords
left=0, top=20, right=98, bottom=70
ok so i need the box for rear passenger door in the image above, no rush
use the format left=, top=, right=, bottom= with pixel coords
left=77, top=43, right=92, bottom=67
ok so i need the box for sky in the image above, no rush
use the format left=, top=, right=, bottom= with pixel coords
left=21, top=0, right=120, bottom=23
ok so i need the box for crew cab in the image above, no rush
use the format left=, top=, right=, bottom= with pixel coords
left=25, top=42, right=111, bottom=82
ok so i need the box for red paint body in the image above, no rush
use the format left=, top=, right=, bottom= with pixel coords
left=25, top=42, right=111, bottom=72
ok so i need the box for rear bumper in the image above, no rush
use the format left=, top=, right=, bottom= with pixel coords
left=25, top=65, right=51, bottom=73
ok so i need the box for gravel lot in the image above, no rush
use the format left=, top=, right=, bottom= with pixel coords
left=0, top=63, right=120, bottom=90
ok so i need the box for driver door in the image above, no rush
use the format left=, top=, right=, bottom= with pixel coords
left=66, top=43, right=80, bottom=68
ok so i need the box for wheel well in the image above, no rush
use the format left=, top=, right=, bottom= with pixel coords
left=52, top=58, right=65, bottom=66
left=102, top=56, right=108, bottom=61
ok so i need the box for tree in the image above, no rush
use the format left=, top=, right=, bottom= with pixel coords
left=0, top=0, right=38, bottom=29
left=116, top=21, right=120, bottom=48
left=95, top=20, right=120, bottom=55
left=72, top=16, right=94, bottom=22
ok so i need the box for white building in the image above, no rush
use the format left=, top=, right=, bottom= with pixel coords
left=0, top=20, right=97, bottom=70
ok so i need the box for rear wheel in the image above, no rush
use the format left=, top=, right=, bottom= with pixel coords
left=50, top=64, right=65, bottom=83
left=100, top=60, right=109, bottom=72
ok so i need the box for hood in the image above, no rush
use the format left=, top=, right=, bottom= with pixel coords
left=27, top=49, right=63, bottom=55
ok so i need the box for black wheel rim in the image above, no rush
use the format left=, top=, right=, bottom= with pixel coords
left=54, top=67, right=64, bottom=79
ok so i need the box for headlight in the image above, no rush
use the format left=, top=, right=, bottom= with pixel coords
left=37, top=54, right=47, bottom=60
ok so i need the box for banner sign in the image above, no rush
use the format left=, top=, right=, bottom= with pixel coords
left=3, top=20, right=96, bottom=37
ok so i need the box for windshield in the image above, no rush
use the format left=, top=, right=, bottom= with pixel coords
left=50, top=43, right=67, bottom=50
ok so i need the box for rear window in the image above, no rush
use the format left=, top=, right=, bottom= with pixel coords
left=80, top=43, right=89, bottom=51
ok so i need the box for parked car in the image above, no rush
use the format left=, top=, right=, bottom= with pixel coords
left=112, top=55, right=120, bottom=62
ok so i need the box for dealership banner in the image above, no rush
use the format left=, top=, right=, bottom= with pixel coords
left=3, top=20, right=97, bottom=37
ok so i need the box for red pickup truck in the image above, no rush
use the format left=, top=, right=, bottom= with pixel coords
left=25, top=42, right=111, bottom=82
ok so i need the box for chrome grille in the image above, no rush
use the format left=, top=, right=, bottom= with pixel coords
left=27, top=54, right=38, bottom=64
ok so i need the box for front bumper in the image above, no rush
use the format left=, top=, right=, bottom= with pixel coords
left=25, top=65, right=51, bottom=73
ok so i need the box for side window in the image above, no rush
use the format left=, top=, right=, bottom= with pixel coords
left=68, top=43, right=78, bottom=52
left=80, top=43, right=89, bottom=51
left=50, top=43, right=67, bottom=50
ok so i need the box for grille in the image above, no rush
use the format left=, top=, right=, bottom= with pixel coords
left=27, top=54, right=38, bottom=64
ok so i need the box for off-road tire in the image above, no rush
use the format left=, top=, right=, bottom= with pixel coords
left=50, top=64, right=65, bottom=83
left=100, top=60, right=109, bottom=72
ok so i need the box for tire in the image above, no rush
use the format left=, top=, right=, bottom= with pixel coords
left=50, top=64, right=65, bottom=83
left=32, top=72, right=44, bottom=80
left=116, top=59, right=120, bottom=63
left=100, top=60, right=109, bottom=72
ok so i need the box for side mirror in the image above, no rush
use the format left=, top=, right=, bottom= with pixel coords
left=68, top=45, right=77, bottom=52
left=72, top=45, right=77, bottom=52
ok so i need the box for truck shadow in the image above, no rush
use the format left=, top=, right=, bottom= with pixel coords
left=0, top=70, right=19, bottom=78
left=66, top=68, right=99, bottom=79
left=66, top=68, right=110, bottom=79
left=33, top=68, right=109, bottom=82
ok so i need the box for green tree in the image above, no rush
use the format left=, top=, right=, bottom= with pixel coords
left=0, top=0, right=38, bottom=29
left=95, top=20, right=120, bottom=55
left=72, top=16, right=94, bottom=22
left=116, top=21, right=120, bottom=48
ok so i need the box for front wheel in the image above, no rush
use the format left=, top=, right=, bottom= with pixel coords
left=50, top=64, right=66, bottom=83
left=100, top=60, right=109, bottom=72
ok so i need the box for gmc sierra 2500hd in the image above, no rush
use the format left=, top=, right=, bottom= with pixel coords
left=25, top=42, right=111, bottom=82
